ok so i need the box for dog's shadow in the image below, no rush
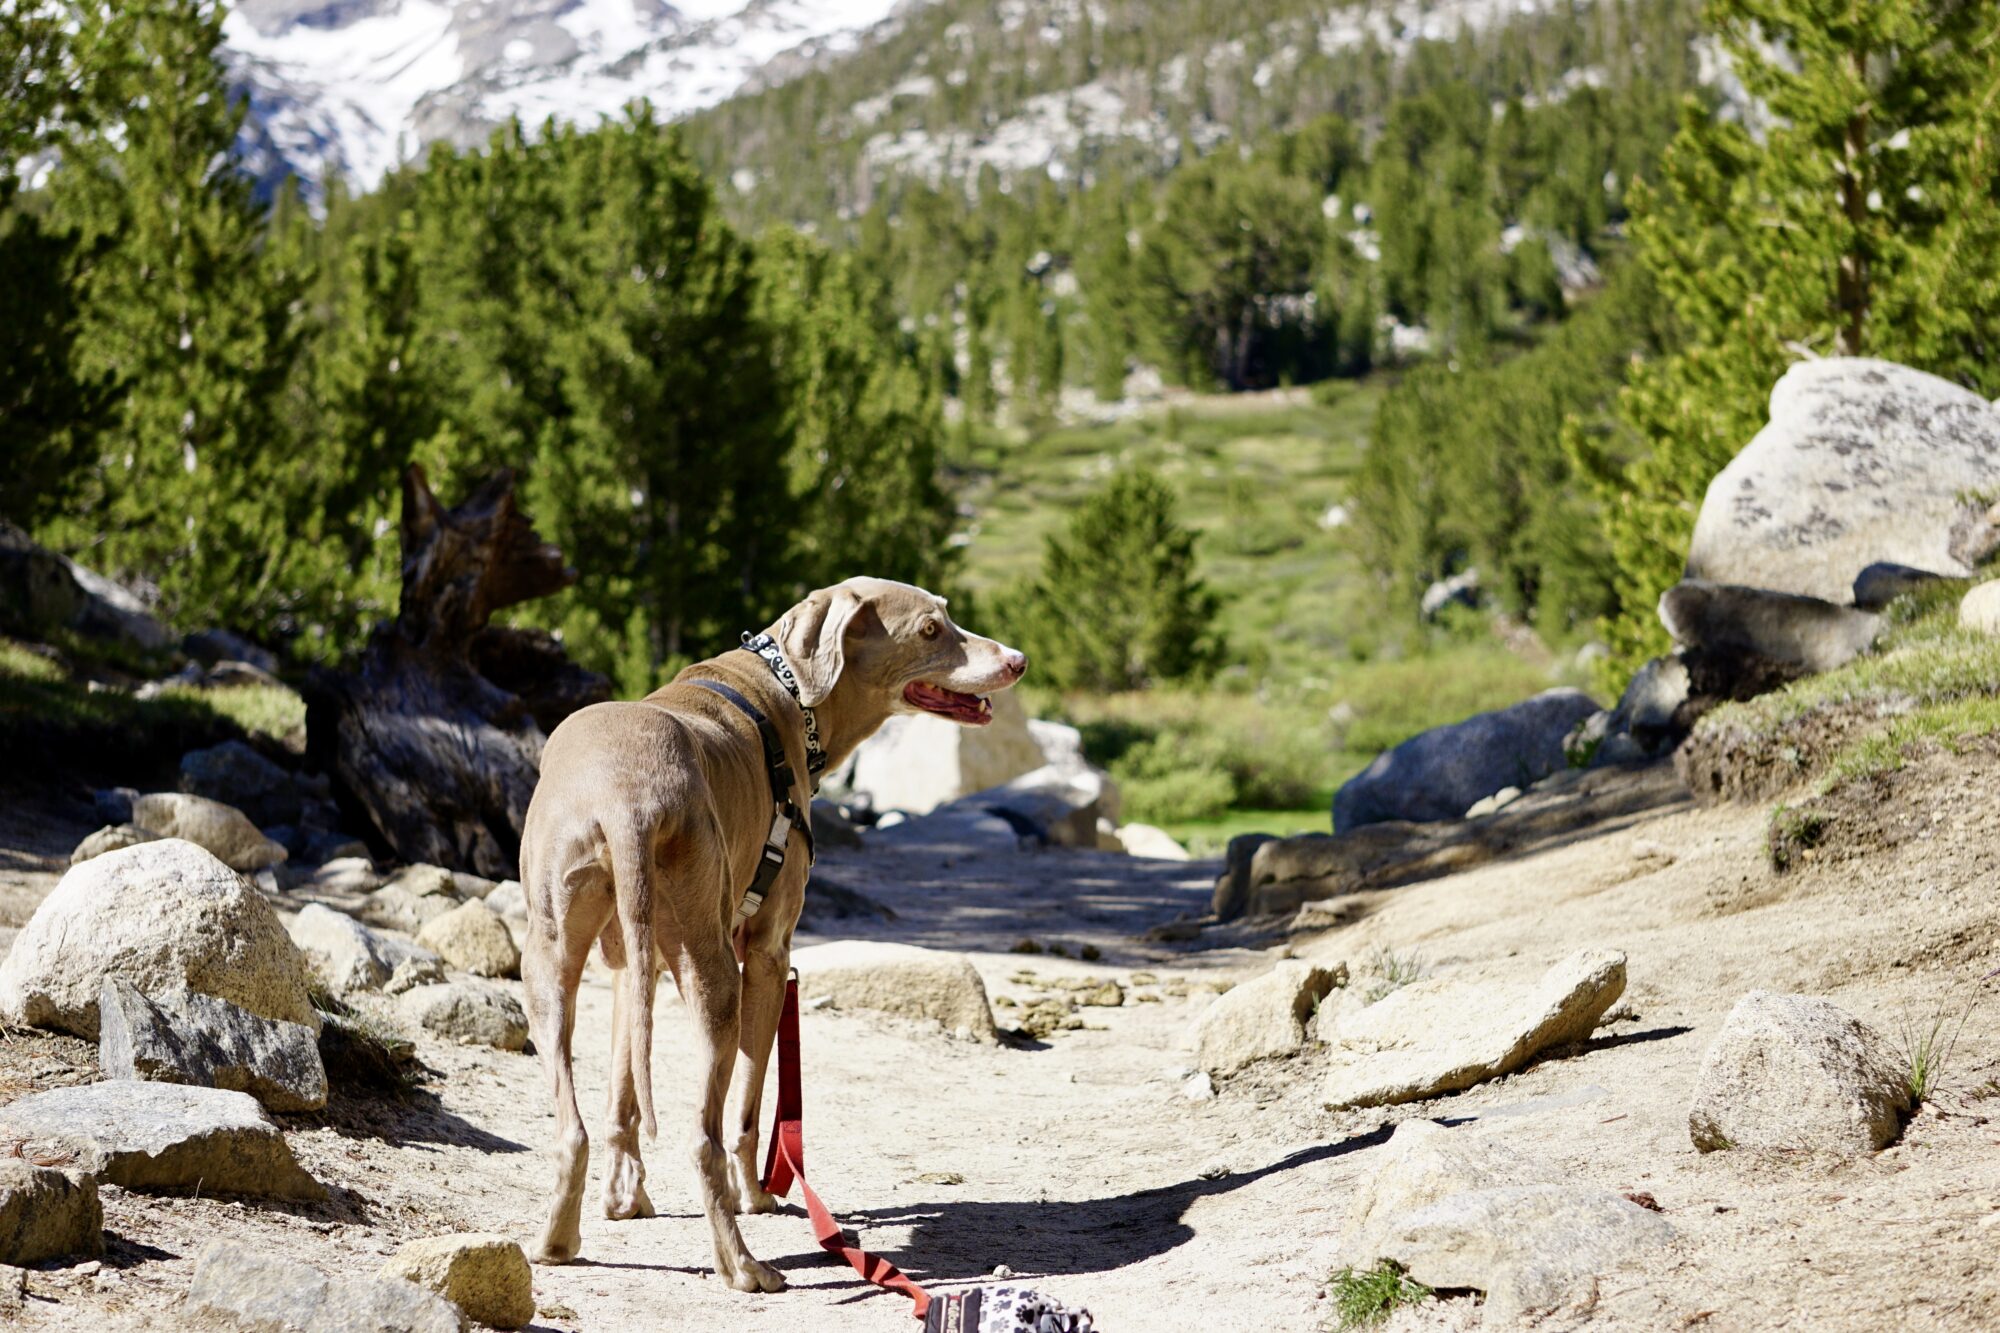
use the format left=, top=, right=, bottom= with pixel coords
left=823, top=1126, right=1393, bottom=1283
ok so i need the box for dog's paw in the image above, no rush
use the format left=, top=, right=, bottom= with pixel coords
left=723, top=1257, right=786, bottom=1294
left=603, top=1179, right=655, bottom=1220
left=733, top=1182, right=780, bottom=1215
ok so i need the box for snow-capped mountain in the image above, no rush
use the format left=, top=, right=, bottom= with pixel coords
left=225, top=0, right=921, bottom=189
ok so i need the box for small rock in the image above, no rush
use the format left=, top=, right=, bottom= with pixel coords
left=1116, top=823, right=1191, bottom=861
left=1078, top=981, right=1124, bottom=1008
left=290, top=903, right=444, bottom=994
left=186, top=1241, right=465, bottom=1333
left=1340, top=1120, right=1558, bottom=1255
left=70, top=824, right=160, bottom=866
left=1464, top=786, right=1522, bottom=819
left=312, top=856, right=382, bottom=895
left=179, top=741, right=302, bottom=828
left=484, top=880, right=527, bottom=921
left=97, top=976, right=327, bottom=1113
left=364, top=884, right=460, bottom=935
left=417, top=900, right=521, bottom=979
left=0, top=839, right=318, bottom=1039
left=380, top=1234, right=534, bottom=1330
left=386, top=956, right=448, bottom=995
left=0, top=1083, right=323, bottom=1199
left=793, top=941, right=998, bottom=1042
left=129, top=792, right=287, bottom=872
left=1322, top=949, right=1625, bottom=1110
left=0, top=1160, right=102, bottom=1266
left=1688, top=990, right=1913, bottom=1153
left=386, top=864, right=461, bottom=899
left=1189, top=960, right=1345, bottom=1078
left=1210, top=832, right=1279, bottom=921
left=1182, top=1072, right=1216, bottom=1102
left=400, top=982, right=528, bottom=1051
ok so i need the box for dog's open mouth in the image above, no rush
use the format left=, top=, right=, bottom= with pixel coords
left=904, top=680, right=993, bottom=726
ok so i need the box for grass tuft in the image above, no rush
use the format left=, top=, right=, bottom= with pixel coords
left=1326, top=1260, right=1433, bottom=1330
left=1362, top=947, right=1426, bottom=1005
left=1893, top=992, right=1979, bottom=1104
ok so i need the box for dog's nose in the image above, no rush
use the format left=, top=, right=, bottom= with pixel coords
left=1004, top=649, right=1028, bottom=678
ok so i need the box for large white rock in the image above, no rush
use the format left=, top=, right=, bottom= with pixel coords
left=1322, top=949, right=1625, bottom=1109
left=0, top=840, right=319, bottom=1039
left=841, top=689, right=1047, bottom=814
left=1370, top=1184, right=1674, bottom=1324
left=1340, top=1120, right=1557, bottom=1255
left=1687, top=358, right=2000, bottom=603
left=98, top=976, right=327, bottom=1113
left=1117, top=823, right=1191, bottom=861
left=1960, top=580, right=2000, bottom=634
left=400, top=981, right=528, bottom=1051
left=0, top=1160, right=102, bottom=1266
left=1188, top=960, right=1345, bottom=1077
left=1688, top=990, right=1912, bottom=1153
left=793, top=940, right=997, bottom=1041
left=130, top=792, right=288, bottom=872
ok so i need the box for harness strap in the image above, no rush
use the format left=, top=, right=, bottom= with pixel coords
left=763, top=976, right=933, bottom=1319
left=685, top=678, right=814, bottom=923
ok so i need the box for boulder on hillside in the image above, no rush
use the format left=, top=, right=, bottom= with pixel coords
left=1960, top=580, right=2000, bottom=635
left=1333, top=688, right=1601, bottom=833
left=365, top=865, right=466, bottom=934
left=183, top=628, right=279, bottom=675
left=1188, top=960, right=1345, bottom=1077
left=0, top=839, right=319, bottom=1039
left=186, top=1241, right=465, bottom=1333
left=0, top=1083, right=324, bottom=1199
left=179, top=740, right=303, bottom=828
left=793, top=941, right=998, bottom=1042
left=0, top=1161, right=103, bottom=1267
left=399, top=981, right=528, bottom=1051
left=0, top=520, right=169, bottom=651
left=1340, top=1120, right=1558, bottom=1256
left=291, top=902, right=443, bottom=994
left=1685, top=358, right=2000, bottom=604
left=952, top=761, right=1120, bottom=849
left=1322, top=949, right=1626, bottom=1110
left=839, top=689, right=1047, bottom=815
left=1660, top=579, right=1882, bottom=701
left=130, top=792, right=288, bottom=872
left=417, top=900, right=520, bottom=979
left=98, top=976, right=327, bottom=1112
left=1688, top=990, right=1912, bottom=1154
left=380, top=1234, right=534, bottom=1330
left=70, top=823, right=160, bottom=865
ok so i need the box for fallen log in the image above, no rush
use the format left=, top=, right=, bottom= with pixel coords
left=305, top=466, right=610, bottom=878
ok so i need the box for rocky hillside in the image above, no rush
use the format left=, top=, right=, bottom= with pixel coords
left=225, top=0, right=920, bottom=189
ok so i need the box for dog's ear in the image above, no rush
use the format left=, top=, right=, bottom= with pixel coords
left=778, top=585, right=867, bottom=707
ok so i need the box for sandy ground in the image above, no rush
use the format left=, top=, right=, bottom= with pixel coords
left=4, top=750, right=1999, bottom=1332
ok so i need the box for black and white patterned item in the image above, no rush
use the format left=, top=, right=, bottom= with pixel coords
left=922, top=1286, right=1095, bottom=1333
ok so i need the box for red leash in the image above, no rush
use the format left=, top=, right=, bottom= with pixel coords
left=761, top=975, right=933, bottom=1319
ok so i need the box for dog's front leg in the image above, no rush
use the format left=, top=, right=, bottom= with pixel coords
left=728, top=939, right=788, bottom=1214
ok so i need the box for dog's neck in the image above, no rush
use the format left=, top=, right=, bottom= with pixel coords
left=734, top=638, right=893, bottom=780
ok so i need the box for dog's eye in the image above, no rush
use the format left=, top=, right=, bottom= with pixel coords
left=920, top=619, right=940, bottom=639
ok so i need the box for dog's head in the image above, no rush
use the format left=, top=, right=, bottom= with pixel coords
left=771, top=577, right=1025, bottom=726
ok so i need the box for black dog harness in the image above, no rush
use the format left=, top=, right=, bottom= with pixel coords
left=686, top=676, right=816, bottom=925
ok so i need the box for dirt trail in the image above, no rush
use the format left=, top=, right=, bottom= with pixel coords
left=5, top=753, right=2000, bottom=1331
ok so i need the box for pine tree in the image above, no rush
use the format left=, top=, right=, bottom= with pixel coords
left=997, top=468, right=1223, bottom=691
left=47, top=0, right=305, bottom=632
left=753, top=226, right=955, bottom=598
left=0, top=2, right=118, bottom=527
left=1588, top=0, right=2000, bottom=671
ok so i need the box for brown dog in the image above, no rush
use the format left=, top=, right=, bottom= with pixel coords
left=519, top=577, right=1026, bottom=1290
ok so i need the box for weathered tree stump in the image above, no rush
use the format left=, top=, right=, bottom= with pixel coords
left=305, top=466, right=610, bottom=878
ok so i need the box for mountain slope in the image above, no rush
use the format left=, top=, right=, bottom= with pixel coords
left=225, top=0, right=925, bottom=188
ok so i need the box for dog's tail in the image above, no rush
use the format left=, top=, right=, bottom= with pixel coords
left=606, top=818, right=659, bottom=1140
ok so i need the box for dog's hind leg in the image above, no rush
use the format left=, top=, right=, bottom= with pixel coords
left=524, top=855, right=609, bottom=1265
left=681, top=924, right=787, bottom=1294
left=727, top=933, right=790, bottom=1215
left=601, top=936, right=658, bottom=1221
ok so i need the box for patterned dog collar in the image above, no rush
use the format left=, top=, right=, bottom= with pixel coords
left=740, top=632, right=828, bottom=778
